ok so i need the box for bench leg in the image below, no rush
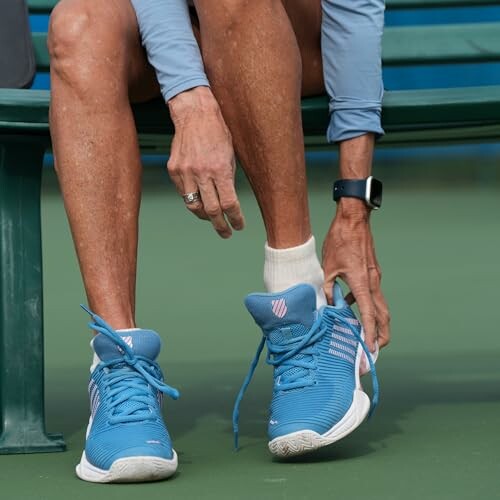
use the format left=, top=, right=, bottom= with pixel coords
left=0, top=138, right=66, bottom=454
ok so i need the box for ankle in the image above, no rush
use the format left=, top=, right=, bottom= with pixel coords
left=264, top=236, right=326, bottom=308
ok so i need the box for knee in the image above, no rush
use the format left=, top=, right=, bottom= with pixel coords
left=48, top=0, right=92, bottom=73
left=48, top=0, right=128, bottom=88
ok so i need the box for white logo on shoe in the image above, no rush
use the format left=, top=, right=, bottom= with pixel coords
left=269, top=419, right=279, bottom=425
left=122, top=336, right=134, bottom=348
left=271, top=299, right=287, bottom=318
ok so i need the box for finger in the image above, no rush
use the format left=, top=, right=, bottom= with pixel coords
left=166, top=159, right=210, bottom=220
left=181, top=178, right=211, bottom=221
left=199, top=180, right=232, bottom=238
left=366, top=232, right=390, bottom=348
left=369, top=267, right=391, bottom=348
left=215, top=161, right=245, bottom=231
left=350, top=282, right=377, bottom=352
left=166, top=159, right=185, bottom=196
left=322, top=274, right=337, bottom=305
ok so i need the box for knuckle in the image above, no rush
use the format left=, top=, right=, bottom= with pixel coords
left=380, top=336, right=391, bottom=347
left=178, top=163, right=192, bottom=173
left=351, top=275, right=370, bottom=290
left=190, top=164, right=201, bottom=176
left=205, top=164, right=219, bottom=176
left=363, top=309, right=377, bottom=321
left=221, top=198, right=239, bottom=212
left=167, top=161, right=179, bottom=175
left=186, top=201, right=203, bottom=212
left=205, top=207, right=222, bottom=218
left=380, top=311, right=391, bottom=325
left=192, top=164, right=209, bottom=177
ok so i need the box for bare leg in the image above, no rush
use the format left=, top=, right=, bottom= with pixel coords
left=48, top=0, right=159, bottom=329
left=194, top=0, right=322, bottom=249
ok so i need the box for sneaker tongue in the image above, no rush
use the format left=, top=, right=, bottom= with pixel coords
left=244, top=284, right=317, bottom=342
left=92, top=329, right=161, bottom=361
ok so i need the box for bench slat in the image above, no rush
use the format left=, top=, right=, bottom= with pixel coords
left=27, top=0, right=500, bottom=14
left=33, top=33, right=49, bottom=72
left=32, top=22, right=500, bottom=72
left=384, top=22, right=500, bottom=65
left=2, top=86, right=500, bottom=145
left=300, top=86, right=500, bottom=134
left=386, top=0, right=500, bottom=8
left=28, top=0, right=58, bottom=14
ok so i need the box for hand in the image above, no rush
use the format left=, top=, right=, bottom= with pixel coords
left=167, top=87, right=245, bottom=238
left=322, top=198, right=390, bottom=351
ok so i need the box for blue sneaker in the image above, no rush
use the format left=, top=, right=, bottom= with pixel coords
left=76, top=307, right=180, bottom=483
left=233, top=283, right=378, bottom=457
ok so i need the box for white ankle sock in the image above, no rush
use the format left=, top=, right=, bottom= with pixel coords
left=264, top=236, right=327, bottom=308
left=90, top=327, right=141, bottom=373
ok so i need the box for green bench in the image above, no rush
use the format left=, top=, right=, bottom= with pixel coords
left=1, top=0, right=499, bottom=455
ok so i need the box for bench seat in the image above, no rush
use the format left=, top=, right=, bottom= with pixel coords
left=2, top=86, right=500, bottom=147
left=31, top=22, right=500, bottom=72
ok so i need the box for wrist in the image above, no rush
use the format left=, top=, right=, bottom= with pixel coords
left=338, top=134, right=375, bottom=179
left=168, top=86, right=219, bottom=125
left=333, top=176, right=382, bottom=211
left=335, top=198, right=371, bottom=223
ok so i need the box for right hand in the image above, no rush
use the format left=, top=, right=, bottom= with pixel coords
left=322, top=198, right=390, bottom=352
left=167, top=86, right=245, bottom=238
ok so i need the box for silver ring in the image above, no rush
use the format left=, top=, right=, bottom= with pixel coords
left=183, top=191, right=201, bottom=205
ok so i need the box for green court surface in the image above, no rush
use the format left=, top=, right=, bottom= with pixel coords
left=1, top=148, right=500, bottom=499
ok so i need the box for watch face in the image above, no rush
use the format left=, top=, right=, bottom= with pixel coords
left=370, top=179, right=383, bottom=208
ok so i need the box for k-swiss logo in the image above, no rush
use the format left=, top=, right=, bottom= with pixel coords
left=271, top=298, right=287, bottom=318
left=122, top=336, right=134, bottom=348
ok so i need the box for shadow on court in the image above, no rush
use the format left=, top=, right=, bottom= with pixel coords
left=45, top=350, right=500, bottom=461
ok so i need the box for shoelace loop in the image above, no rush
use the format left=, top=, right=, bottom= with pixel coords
left=82, top=305, right=179, bottom=425
left=232, top=306, right=379, bottom=450
left=266, top=319, right=326, bottom=391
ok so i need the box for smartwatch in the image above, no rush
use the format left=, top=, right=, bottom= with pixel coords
left=333, top=176, right=383, bottom=210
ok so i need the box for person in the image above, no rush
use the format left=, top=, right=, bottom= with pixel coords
left=47, top=0, right=390, bottom=483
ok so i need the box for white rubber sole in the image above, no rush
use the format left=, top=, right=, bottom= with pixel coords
left=75, top=450, right=178, bottom=483
left=268, top=389, right=370, bottom=457
left=268, top=332, right=372, bottom=458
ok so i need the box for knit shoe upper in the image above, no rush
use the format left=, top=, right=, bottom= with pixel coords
left=83, top=309, right=179, bottom=472
left=233, top=283, right=378, bottom=447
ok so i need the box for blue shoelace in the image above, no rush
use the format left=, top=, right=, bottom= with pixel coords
left=82, top=305, right=179, bottom=425
left=232, top=306, right=379, bottom=450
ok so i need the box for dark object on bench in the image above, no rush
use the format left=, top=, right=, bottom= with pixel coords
left=0, top=0, right=36, bottom=89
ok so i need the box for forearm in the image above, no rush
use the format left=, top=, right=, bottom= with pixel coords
left=321, top=0, right=385, bottom=143
left=337, top=135, right=375, bottom=221
left=131, top=0, right=209, bottom=102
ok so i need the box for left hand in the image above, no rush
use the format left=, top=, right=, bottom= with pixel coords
left=167, top=87, right=245, bottom=239
left=322, top=198, right=390, bottom=352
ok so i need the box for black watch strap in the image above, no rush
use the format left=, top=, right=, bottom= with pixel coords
left=333, top=177, right=383, bottom=209
left=333, top=180, right=367, bottom=202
